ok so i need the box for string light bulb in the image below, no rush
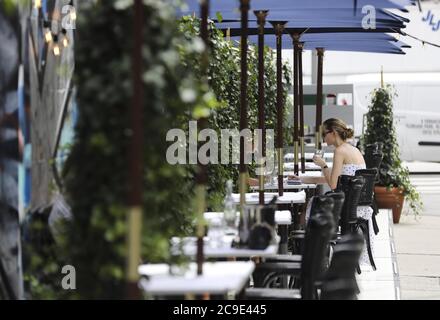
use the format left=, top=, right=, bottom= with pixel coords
left=53, top=35, right=60, bottom=56
left=45, top=30, right=53, bottom=43
left=62, top=29, right=69, bottom=47
left=70, top=8, right=77, bottom=21
left=43, top=20, right=52, bottom=43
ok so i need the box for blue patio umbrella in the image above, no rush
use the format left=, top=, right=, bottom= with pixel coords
left=287, top=32, right=398, bottom=42
left=180, top=0, right=416, bottom=14
left=216, top=20, right=406, bottom=36
left=235, top=34, right=409, bottom=51
left=186, top=9, right=410, bottom=24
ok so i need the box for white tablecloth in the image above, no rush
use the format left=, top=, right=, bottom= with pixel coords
left=171, top=236, right=279, bottom=258
left=232, top=190, right=306, bottom=205
left=138, top=261, right=255, bottom=296
left=284, top=152, right=333, bottom=161
left=203, top=210, right=291, bottom=225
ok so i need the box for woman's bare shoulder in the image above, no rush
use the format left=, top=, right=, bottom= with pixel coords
left=349, top=144, right=366, bottom=163
left=334, top=144, right=348, bottom=155
left=336, top=143, right=364, bottom=164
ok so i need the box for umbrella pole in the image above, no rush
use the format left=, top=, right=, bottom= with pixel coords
left=239, top=0, right=250, bottom=225
left=298, top=42, right=305, bottom=174
left=274, top=23, right=286, bottom=196
left=316, top=48, right=325, bottom=150
left=194, top=0, right=210, bottom=276
left=292, top=33, right=300, bottom=176
left=255, top=10, right=268, bottom=206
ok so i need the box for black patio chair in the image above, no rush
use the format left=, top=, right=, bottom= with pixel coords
left=350, top=169, right=378, bottom=271
left=364, top=143, right=384, bottom=235
left=289, top=195, right=335, bottom=255
left=244, top=208, right=335, bottom=300
left=262, top=193, right=344, bottom=293
left=325, top=191, right=345, bottom=231
left=364, top=143, right=383, bottom=169
left=336, top=175, right=365, bottom=235
left=336, top=175, right=372, bottom=273
left=320, top=233, right=364, bottom=300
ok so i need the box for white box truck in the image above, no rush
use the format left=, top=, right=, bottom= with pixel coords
left=353, top=79, right=440, bottom=162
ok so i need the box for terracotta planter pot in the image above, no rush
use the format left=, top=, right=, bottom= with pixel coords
left=374, top=186, right=405, bottom=224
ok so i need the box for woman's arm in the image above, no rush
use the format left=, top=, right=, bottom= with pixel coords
left=326, top=148, right=343, bottom=190
left=300, top=175, right=327, bottom=184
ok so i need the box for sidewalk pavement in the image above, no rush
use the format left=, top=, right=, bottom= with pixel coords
left=394, top=214, right=440, bottom=300
left=357, top=210, right=399, bottom=300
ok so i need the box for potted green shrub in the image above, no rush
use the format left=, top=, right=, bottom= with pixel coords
left=362, top=84, right=423, bottom=223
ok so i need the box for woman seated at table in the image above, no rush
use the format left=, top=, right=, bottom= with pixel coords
left=290, top=118, right=361, bottom=189
left=290, top=118, right=374, bottom=267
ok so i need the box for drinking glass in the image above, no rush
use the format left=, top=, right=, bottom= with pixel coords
left=207, top=216, right=225, bottom=248
left=314, top=149, right=324, bottom=158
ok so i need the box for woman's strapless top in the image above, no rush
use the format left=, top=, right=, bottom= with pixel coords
left=341, top=163, right=366, bottom=176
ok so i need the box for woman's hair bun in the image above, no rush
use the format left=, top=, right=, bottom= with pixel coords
left=345, top=127, right=354, bottom=139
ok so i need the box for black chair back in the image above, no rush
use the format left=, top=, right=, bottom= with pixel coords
left=320, top=234, right=364, bottom=300
left=336, top=175, right=365, bottom=234
left=355, top=169, right=378, bottom=206
left=309, top=195, right=334, bottom=218
left=325, top=191, right=345, bottom=228
left=365, top=153, right=383, bottom=170
left=364, top=143, right=384, bottom=169
left=365, top=142, right=383, bottom=154
left=300, top=208, right=335, bottom=300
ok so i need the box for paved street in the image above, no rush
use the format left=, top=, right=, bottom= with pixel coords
left=393, top=174, right=440, bottom=300
left=408, top=174, right=440, bottom=216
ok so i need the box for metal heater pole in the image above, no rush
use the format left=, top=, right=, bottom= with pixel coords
left=255, top=10, right=268, bottom=205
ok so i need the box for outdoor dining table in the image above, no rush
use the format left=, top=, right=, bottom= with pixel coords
left=231, top=190, right=306, bottom=205
left=204, top=210, right=292, bottom=255
left=170, top=235, right=280, bottom=259
left=284, top=158, right=333, bottom=170
left=284, top=152, right=334, bottom=161
left=231, top=191, right=305, bottom=255
left=284, top=162, right=323, bottom=171
left=204, top=210, right=292, bottom=226
left=249, top=180, right=317, bottom=192
left=138, top=261, right=255, bottom=299
left=283, top=170, right=325, bottom=177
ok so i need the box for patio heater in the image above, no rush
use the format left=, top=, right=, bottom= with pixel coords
left=271, top=21, right=287, bottom=196
left=195, top=0, right=210, bottom=276
left=255, top=9, right=268, bottom=206
left=238, top=0, right=250, bottom=235
left=315, top=47, right=324, bottom=150
left=126, top=0, right=143, bottom=299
